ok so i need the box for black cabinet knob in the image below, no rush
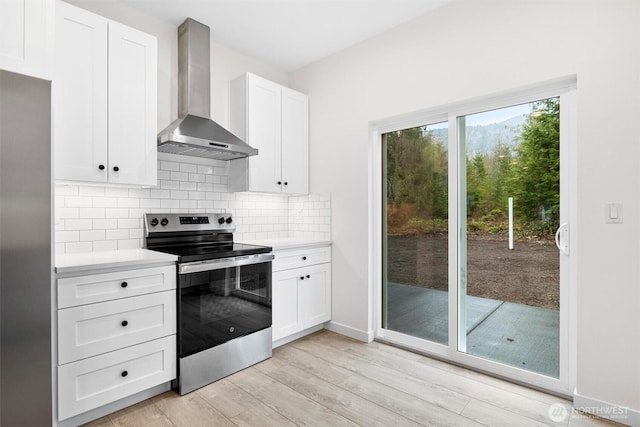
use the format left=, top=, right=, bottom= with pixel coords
left=160, top=218, right=169, bottom=226
left=113, top=166, right=119, bottom=172
left=306, top=275, right=310, bottom=279
left=225, top=217, right=233, bottom=224
left=98, top=164, right=105, bottom=170
left=302, top=256, right=307, bottom=261
left=121, top=371, right=128, bottom=377
left=121, top=282, right=128, bottom=288
left=284, top=182, right=288, bottom=186
left=277, top=181, right=282, bottom=185
left=121, top=320, right=128, bottom=327
left=300, top=276, right=305, bottom=280
left=150, top=218, right=159, bottom=226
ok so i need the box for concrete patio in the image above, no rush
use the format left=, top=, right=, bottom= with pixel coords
left=385, top=282, right=560, bottom=378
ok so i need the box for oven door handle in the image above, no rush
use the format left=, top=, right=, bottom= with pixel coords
left=178, top=253, right=274, bottom=274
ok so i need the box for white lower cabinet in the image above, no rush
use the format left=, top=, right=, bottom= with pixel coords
left=272, top=245, right=331, bottom=342
left=56, top=262, right=177, bottom=422
left=58, top=336, right=176, bottom=421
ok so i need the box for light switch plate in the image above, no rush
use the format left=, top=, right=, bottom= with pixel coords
left=605, top=202, right=623, bottom=224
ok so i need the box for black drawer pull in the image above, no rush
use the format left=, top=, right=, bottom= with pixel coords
left=121, top=370, right=128, bottom=377
left=302, top=256, right=307, bottom=261
left=121, top=320, right=128, bottom=327
left=300, top=276, right=305, bottom=280
left=121, top=282, right=128, bottom=288
left=306, top=275, right=310, bottom=279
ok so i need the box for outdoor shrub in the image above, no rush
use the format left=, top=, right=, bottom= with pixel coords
left=468, top=220, right=484, bottom=232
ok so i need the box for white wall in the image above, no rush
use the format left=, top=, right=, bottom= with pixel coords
left=290, top=0, right=640, bottom=419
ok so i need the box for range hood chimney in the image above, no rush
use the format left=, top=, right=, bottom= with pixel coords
left=157, top=18, right=257, bottom=160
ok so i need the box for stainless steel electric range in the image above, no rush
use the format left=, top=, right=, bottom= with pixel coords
left=144, top=213, right=273, bottom=395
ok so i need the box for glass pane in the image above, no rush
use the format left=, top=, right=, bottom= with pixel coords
left=458, top=98, right=560, bottom=378
left=382, top=122, right=449, bottom=344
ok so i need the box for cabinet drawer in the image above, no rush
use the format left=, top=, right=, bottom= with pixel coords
left=58, top=265, right=176, bottom=308
left=58, top=336, right=176, bottom=421
left=58, top=291, right=176, bottom=364
left=272, top=246, right=331, bottom=272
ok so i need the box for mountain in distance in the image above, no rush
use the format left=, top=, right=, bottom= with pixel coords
left=428, top=114, right=527, bottom=157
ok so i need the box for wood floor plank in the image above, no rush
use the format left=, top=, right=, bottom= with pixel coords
left=277, top=344, right=482, bottom=427
left=266, top=362, right=423, bottom=427
left=196, top=377, right=295, bottom=426
left=152, top=391, right=235, bottom=427
left=227, top=366, right=359, bottom=427
left=461, top=398, right=554, bottom=427
left=108, top=399, right=174, bottom=427
left=290, top=337, right=471, bottom=413
left=313, top=333, right=566, bottom=425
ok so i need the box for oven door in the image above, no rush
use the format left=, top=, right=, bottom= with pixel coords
left=177, top=254, right=273, bottom=358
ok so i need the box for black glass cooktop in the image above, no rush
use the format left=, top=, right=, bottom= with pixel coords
left=151, top=242, right=272, bottom=263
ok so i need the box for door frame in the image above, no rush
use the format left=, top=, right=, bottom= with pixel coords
left=369, top=76, right=578, bottom=396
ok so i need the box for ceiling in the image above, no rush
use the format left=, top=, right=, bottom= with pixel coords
left=116, top=0, right=451, bottom=72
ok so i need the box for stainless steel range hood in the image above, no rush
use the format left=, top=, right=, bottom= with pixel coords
left=157, top=18, right=257, bottom=160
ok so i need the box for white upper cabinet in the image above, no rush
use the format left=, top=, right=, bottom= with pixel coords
left=0, top=0, right=54, bottom=80
left=54, top=1, right=157, bottom=186
left=229, top=73, right=309, bottom=195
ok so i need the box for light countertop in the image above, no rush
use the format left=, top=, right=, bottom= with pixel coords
left=243, top=237, right=332, bottom=251
left=55, top=249, right=178, bottom=276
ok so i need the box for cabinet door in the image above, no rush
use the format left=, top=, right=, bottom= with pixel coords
left=0, top=0, right=53, bottom=79
left=54, top=2, right=108, bottom=183
left=247, top=74, right=282, bottom=193
left=272, top=270, right=303, bottom=341
left=58, top=336, right=176, bottom=421
left=301, top=263, right=331, bottom=329
left=108, top=22, right=157, bottom=186
left=281, top=87, right=309, bottom=194
left=58, top=290, right=176, bottom=364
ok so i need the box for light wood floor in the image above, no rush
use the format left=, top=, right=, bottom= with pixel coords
left=84, top=331, right=621, bottom=427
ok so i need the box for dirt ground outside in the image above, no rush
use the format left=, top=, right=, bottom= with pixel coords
left=387, top=234, right=559, bottom=310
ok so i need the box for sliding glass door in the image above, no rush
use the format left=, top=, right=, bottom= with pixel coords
left=382, top=122, right=449, bottom=345
left=379, top=88, right=573, bottom=393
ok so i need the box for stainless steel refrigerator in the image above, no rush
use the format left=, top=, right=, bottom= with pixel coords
left=0, top=70, right=53, bottom=426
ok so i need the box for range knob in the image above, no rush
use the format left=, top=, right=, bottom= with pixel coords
left=160, top=218, right=169, bottom=226
left=225, top=217, right=233, bottom=224
left=150, top=218, right=159, bottom=227
left=218, top=217, right=225, bottom=225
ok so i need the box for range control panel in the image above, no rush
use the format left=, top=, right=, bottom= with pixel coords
left=180, top=216, right=210, bottom=225
left=144, top=213, right=234, bottom=236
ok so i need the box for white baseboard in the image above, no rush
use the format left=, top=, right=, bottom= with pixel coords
left=326, top=321, right=373, bottom=343
left=273, top=324, right=325, bottom=348
left=573, top=392, right=639, bottom=427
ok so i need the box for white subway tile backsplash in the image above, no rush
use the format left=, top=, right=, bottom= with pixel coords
left=105, top=208, right=129, bottom=218
left=94, top=240, right=118, bottom=252
left=180, top=163, right=197, bottom=173
left=180, top=181, right=197, bottom=191
left=55, top=156, right=331, bottom=254
left=65, top=219, right=93, bottom=230
left=160, top=161, right=180, bottom=171
left=57, top=230, right=79, bottom=243
left=106, top=229, right=129, bottom=240
left=80, top=230, right=105, bottom=241
left=65, top=196, right=93, bottom=208
left=79, top=207, right=105, bottom=218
